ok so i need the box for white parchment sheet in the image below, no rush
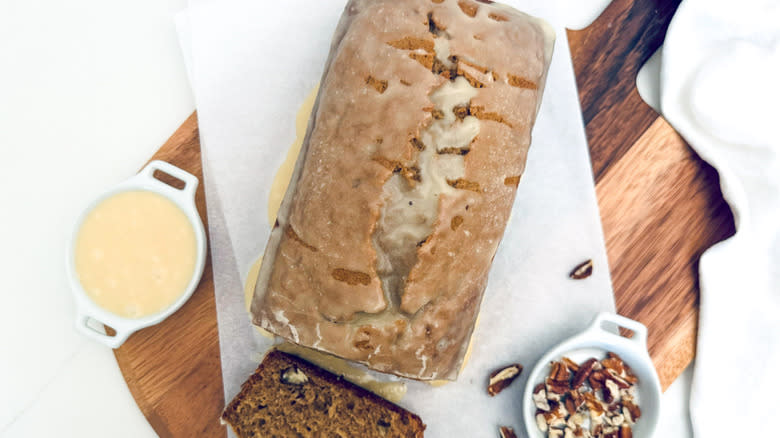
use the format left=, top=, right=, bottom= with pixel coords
left=177, top=1, right=615, bottom=436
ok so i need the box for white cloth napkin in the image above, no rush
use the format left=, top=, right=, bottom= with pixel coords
left=176, top=1, right=616, bottom=435
left=660, top=0, right=780, bottom=436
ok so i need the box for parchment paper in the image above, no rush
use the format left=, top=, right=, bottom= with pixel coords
left=176, top=1, right=615, bottom=436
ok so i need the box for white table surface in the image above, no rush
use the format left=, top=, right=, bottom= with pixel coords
left=0, top=1, right=693, bottom=436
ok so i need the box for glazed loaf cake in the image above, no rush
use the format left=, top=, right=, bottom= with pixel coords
left=251, top=0, right=554, bottom=380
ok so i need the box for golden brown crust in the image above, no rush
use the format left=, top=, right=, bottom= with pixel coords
left=252, top=0, right=553, bottom=380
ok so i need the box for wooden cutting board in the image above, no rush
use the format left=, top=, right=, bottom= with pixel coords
left=114, top=0, right=735, bottom=436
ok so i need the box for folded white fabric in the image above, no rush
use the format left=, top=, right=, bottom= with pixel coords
left=660, top=1, right=780, bottom=436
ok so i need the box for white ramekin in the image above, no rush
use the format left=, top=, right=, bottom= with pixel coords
left=523, top=312, right=662, bottom=438
left=67, top=160, right=207, bottom=348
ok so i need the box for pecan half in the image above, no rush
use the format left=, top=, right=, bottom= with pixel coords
left=583, top=392, right=605, bottom=416
left=604, top=368, right=631, bottom=389
left=533, top=383, right=551, bottom=411
left=546, top=378, right=570, bottom=395
left=606, top=352, right=639, bottom=384
left=567, top=390, right=585, bottom=412
left=602, top=379, right=619, bottom=404
left=601, top=357, right=625, bottom=375
left=572, top=358, right=598, bottom=389
left=498, top=426, right=517, bottom=438
left=589, top=370, right=606, bottom=390
left=622, top=400, right=641, bottom=422
left=487, top=363, right=523, bottom=396
left=280, top=366, right=308, bottom=385
left=551, top=361, right=573, bottom=382
left=569, top=259, right=593, bottom=279
left=562, top=356, right=580, bottom=373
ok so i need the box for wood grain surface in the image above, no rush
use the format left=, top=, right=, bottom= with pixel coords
left=567, top=0, right=735, bottom=386
left=114, top=1, right=736, bottom=436
left=114, top=114, right=226, bottom=438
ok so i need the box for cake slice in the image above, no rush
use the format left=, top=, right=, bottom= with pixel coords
left=221, top=350, right=426, bottom=437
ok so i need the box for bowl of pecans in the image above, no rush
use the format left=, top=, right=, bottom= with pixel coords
left=522, top=312, right=661, bottom=438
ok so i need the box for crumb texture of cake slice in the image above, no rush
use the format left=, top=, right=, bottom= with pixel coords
left=221, top=350, right=426, bottom=437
